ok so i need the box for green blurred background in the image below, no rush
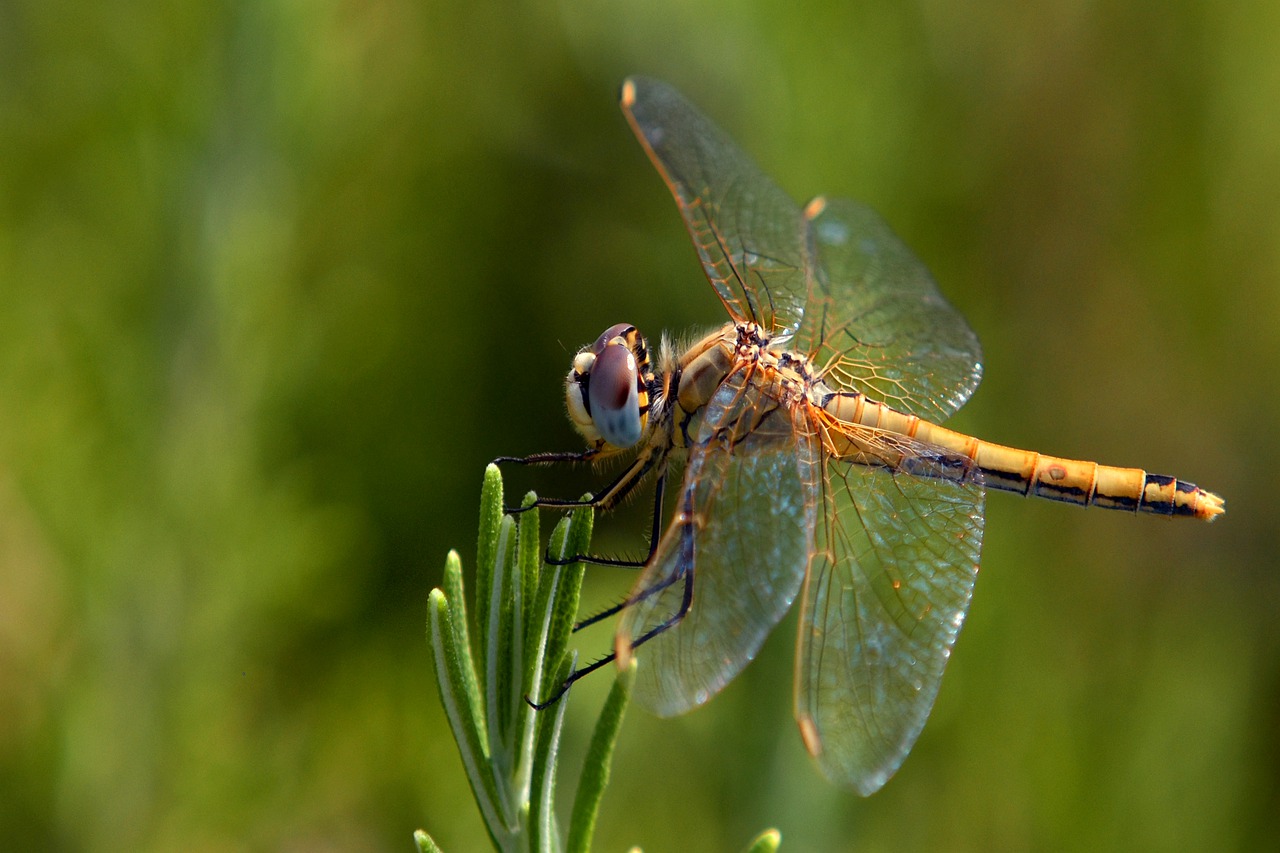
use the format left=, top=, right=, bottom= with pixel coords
left=2, top=0, right=1276, bottom=850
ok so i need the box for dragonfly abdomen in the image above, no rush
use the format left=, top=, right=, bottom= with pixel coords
left=968, top=442, right=1223, bottom=520
left=822, top=391, right=1224, bottom=521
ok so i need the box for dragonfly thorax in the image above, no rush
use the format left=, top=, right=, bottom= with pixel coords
left=565, top=323, right=656, bottom=450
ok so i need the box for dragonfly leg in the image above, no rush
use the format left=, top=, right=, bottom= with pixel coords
left=618, top=564, right=693, bottom=652
left=617, top=500, right=695, bottom=652
left=571, top=524, right=681, bottom=632
left=547, top=469, right=666, bottom=569
left=526, top=563, right=692, bottom=710
left=530, top=449, right=652, bottom=514
left=492, top=448, right=603, bottom=515
left=529, top=485, right=698, bottom=709
left=492, top=448, right=603, bottom=466
left=525, top=651, right=614, bottom=710
left=502, top=447, right=667, bottom=568
left=494, top=447, right=650, bottom=516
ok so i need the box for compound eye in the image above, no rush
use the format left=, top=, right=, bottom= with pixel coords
left=592, top=323, right=634, bottom=355
left=587, top=340, right=642, bottom=448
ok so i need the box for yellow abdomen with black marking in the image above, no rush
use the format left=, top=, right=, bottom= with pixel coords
left=821, top=391, right=1224, bottom=520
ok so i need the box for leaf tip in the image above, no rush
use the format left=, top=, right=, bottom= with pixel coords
left=744, top=829, right=782, bottom=853
left=414, top=829, right=444, bottom=853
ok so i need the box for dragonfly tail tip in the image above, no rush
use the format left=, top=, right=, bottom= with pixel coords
left=1198, top=490, right=1226, bottom=521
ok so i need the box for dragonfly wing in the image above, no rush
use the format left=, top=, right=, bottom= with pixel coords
left=795, top=444, right=984, bottom=794
left=799, top=197, right=984, bottom=419
left=621, top=76, right=812, bottom=335
left=617, top=367, right=820, bottom=716
left=622, top=78, right=982, bottom=420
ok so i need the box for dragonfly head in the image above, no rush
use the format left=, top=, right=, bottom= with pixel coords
left=565, top=323, right=653, bottom=450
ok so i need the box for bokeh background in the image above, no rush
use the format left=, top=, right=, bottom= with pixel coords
left=3, top=1, right=1277, bottom=850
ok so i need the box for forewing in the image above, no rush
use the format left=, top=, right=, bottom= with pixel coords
left=621, top=77, right=983, bottom=420
left=621, top=76, right=812, bottom=335
left=795, top=442, right=984, bottom=794
left=798, top=198, right=984, bottom=419
left=617, top=367, right=820, bottom=716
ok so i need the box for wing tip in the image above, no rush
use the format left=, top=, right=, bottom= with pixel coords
left=803, top=196, right=827, bottom=220
left=798, top=714, right=823, bottom=757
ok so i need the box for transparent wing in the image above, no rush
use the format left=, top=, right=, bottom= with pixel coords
left=621, top=76, right=812, bottom=334
left=621, top=77, right=983, bottom=420
left=795, top=441, right=985, bottom=795
left=617, top=367, right=820, bottom=716
left=800, top=198, right=983, bottom=419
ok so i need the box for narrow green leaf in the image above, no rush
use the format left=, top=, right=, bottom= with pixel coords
left=481, top=512, right=517, bottom=783
left=529, top=653, right=575, bottom=853
left=475, top=464, right=504, bottom=690
left=518, top=500, right=593, bottom=840
left=487, top=514, right=518, bottom=780
left=428, top=588, right=508, bottom=845
left=498, top=494, right=538, bottom=763
left=517, top=492, right=540, bottom=631
left=565, top=660, right=635, bottom=853
left=413, top=829, right=444, bottom=853
left=511, top=493, right=543, bottom=798
left=742, top=829, right=782, bottom=853
left=524, top=512, right=571, bottom=709
left=512, top=491, right=540, bottom=707
left=441, top=551, right=484, bottom=738
left=541, top=505, right=592, bottom=692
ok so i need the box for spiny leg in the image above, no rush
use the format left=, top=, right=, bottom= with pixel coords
left=527, top=488, right=698, bottom=710
left=493, top=447, right=648, bottom=515
left=547, top=470, right=666, bottom=569
left=497, top=446, right=668, bottom=568
left=526, top=560, right=694, bottom=710
left=491, top=447, right=603, bottom=515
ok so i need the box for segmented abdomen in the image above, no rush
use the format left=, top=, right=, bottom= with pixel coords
left=821, top=392, right=1224, bottom=521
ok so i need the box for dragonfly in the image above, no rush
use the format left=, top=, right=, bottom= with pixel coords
left=497, top=76, right=1225, bottom=795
